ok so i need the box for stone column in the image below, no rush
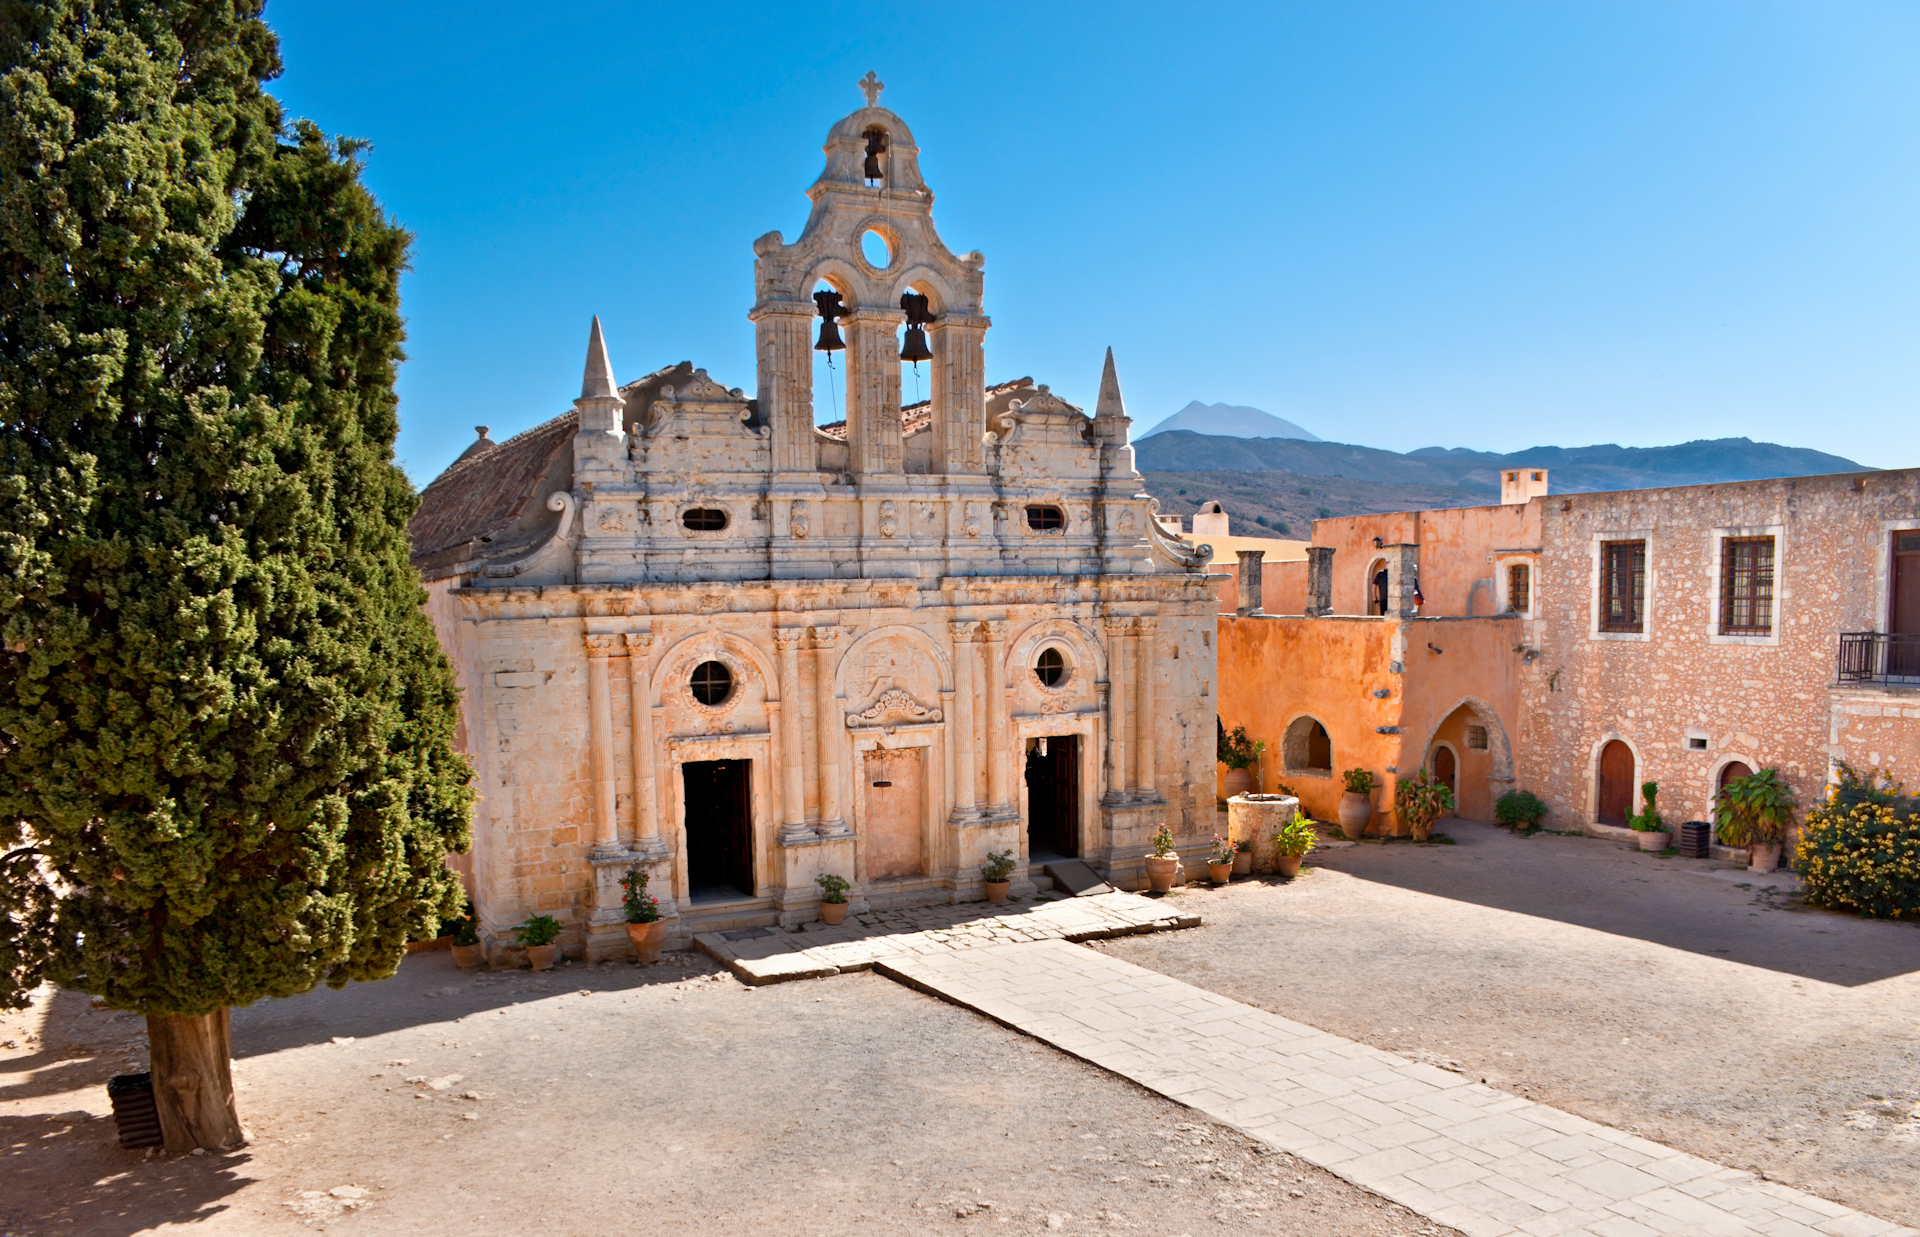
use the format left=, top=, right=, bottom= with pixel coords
left=813, top=625, right=846, bottom=834
left=774, top=627, right=811, bottom=841
left=1305, top=546, right=1336, bottom=616
left=1133, top=619, right=1158, bottom=797
left=583, top=634, right=625, bottom=852
left=1235, top=549, right=1265, bottom=616
left=983, top=620, right=1010, bottom=811
left=844, top=309, right=904, bottom=475
left=1103, top=617, right=1130, bottom=798
left=949, top=620, right=978, bottom=818
left=623, top=631, right=664, bottom=856
left=751, top=304, right=816, bottom=473
left=930, top=317, right=987, bottom=474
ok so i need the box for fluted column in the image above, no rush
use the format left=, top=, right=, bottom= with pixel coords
left=1103, top=617, right=1130, bottom=799
left=1133, top=618, right=1158, bottom=797
left=583, top=634, right=625, bottom=851
left=774, top=627, right=810, bottom=840
left=623, top=631, right=663, bottom=854
left=845, top=309, right=904, bottom=475
left=753, top=305, right=816, bottom=473
left=949, top=620, right=978, bottom=818
left=983, top=620, right=1010, bottom=811
left=813, top=625, right=846, bottom=834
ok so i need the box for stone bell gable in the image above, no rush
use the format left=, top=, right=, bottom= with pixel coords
left=411, top=76, right=1220, bottom=962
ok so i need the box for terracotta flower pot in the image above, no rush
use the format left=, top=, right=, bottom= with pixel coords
left=1636, top=830, right=1670, bottom=852
left=821, top=901, right=849, bottom=925
left=1143, top=854, right=1180, bottom=894
left=1276, top=854, right=1304, bottom=878
left=626, top=919, right=669, bottom=963
left=1207, top=861, right=1232, bottom=884
left=1337, top=792, right=1373, bottom=839
left=984, top=880, right=1010, bottom=904
left=1231, top=850, right=1253, bottom=875
left=451, top=942, right=485, bottom=970
left=1221, top=767, right=1254, bottom=798
left=1749, top=842, right=1783, bottom=872
left=525, top=944, right=557, bottom=972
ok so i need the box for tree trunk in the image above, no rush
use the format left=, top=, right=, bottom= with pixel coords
left=146, top=1008, right=245, bottom=1152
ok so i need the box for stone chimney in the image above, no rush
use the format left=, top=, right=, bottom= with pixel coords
left=1305, top=547, right=1335, bottom=616
left=1192, top=501, right=1229, bottom=537
left=1235, top=549, right=1265, bottom=616
left=1501, top=468, right=1549, bottom=505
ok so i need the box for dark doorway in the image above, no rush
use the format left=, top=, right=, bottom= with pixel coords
left=1432, top=746, right=1457, bottom=804
left=684, top=760, right=752, bottom=900
left=1718, top=760, right=1753, bottom=800
left=1024, top=735, right=1079, bottom=859
left=1894, top=531, right=1920, bottom=676
left=1597, top=740, right=1634, bottom=825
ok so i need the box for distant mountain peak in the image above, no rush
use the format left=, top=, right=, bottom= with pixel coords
left=1139, top=401, right=1320, bottom=443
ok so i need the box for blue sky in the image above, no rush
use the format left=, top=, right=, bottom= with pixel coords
left=265, top=1, right=1920, bottom=484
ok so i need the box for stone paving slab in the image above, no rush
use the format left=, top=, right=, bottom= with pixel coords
left=879, top=939, right=1915, bottom=1237
left=692, top=890, right=1200, bottom=985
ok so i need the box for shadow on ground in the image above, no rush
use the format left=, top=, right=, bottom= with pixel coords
left=1308, top=819, right=1920, bottom=985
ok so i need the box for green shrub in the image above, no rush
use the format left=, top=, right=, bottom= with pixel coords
left=513, top=914, right=562, bottom=948
left=815, top=873, right=851, bottom=904
left=1394, top=767, right=1455, bottom=842
left=980, top=849, right=1017, bottom=883
left=621, top=868, right=660, bottom=924
left=1341, top=767, right=1377, bottom=794
left=1273, top=817, right=1319, bottom=858
left=1715, top=768, right=1796, bottom=847
left=1150, top=824, right=1177, bottom=858
left=1495, top=789, right=1548, bottom=830
left=1628, top=782, right=1665, bottom=832
left=1217, top=723, right=1264, bottom=770
left=1797, top=765, right=1920, bottom=919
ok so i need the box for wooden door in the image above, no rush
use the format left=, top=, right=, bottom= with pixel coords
left=863, top=748, right=925, bottom=880
left=1894, top=531, right=1920, bottom=675
left=1432, top=746, right=1457, bottom=805
left=1596, top=741, right=1634, bottom=825
left=1718, top=760, right=1752, bottom=797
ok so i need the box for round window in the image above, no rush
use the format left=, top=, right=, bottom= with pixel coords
left=691, top=660, right=733, bottom=707
left=1035, top=647, right=1066, bottom=688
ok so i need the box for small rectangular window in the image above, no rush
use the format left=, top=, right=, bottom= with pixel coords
left=1599, top=540, right=1646, bottom=633
left=1025, top=504, right=1065, bottom=532
left=1506, top=563, right=1530, bottom=613
left=1467, top=725, right=1489, bottom=750
left=1720, top=536, right=1775, bottom=634
left=1896, top=531, right=1920, bottom=552
left=1688, top=736, right=1708, bottom=750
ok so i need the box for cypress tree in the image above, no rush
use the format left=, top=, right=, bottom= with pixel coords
left=0, top=1, right=472, bottom=1150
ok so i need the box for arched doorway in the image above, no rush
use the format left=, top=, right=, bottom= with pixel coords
left=1597, top=741, right=1634, bottom=825
left=1717, top=760, right=1752, bottom=799
left=1367, top=559, right=1389, bottom=616
left=1432, top=745, right=1458, bottom=803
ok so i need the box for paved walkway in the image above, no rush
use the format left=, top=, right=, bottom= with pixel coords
left=880, top=939, right=1915, bottom=1237
left=693, top=891, right=1200, bottom=984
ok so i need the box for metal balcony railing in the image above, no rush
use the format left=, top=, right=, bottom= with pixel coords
left=1837, top=632, right=1920, bottom=686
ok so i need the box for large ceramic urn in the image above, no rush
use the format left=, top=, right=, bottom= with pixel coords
left=1337, top=791, right=1373, bottom=839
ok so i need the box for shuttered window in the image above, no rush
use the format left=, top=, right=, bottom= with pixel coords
left=1507, top=563, right=1530, bottom=613
left=1599, top=540, right=1646, bottom=633
left=1720, top=537, right=1776, bottom=635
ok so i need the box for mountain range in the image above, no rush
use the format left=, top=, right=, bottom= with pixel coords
left=1139, top=401, right=1320, bottom=442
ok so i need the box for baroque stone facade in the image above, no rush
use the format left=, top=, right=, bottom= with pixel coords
left=411, top=81, right=1219, bottom=960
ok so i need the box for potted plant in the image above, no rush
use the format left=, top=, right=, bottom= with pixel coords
left=815, top=872, right=851, bottom=924
left=1231, top=838, right=1253, bottom=876
left=980, top=849, right=1016, bottom=903
left=1218, top=724, right=1265, bottom=799
left=1394, top=767, right=1456, bottom=842
left=1272, top=816, right=1318, bottom=878
left=450, top=901, right=484, bottom=969
left=621, top=868, right=669, bottom=963
left=1494, top=788, right=1548, bottom=834
left=1143, top=823, right=1181, bottom=894
left=1206, top=835, right=1235, bottom=884
left=1628, top=782, right=1670, bottom=851
left=512, top=913, right=562, bottom=971
left=1715, top=768, right=1797, bottom=871
left=1338, top=768, right=1377, bottom=839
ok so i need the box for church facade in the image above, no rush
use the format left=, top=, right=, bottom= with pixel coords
left=410, top=81, right=1221, bottom=960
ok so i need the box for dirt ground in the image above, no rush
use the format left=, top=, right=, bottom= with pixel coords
left=1, top=949, right=1454, bottom=1237
left=1097, top=819, right=1920, bottom=1228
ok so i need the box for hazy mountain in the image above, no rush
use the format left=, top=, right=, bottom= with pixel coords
left=1138, top=401, right=1321, bottom=442
left=1134, top=433, right=1866, bottom=495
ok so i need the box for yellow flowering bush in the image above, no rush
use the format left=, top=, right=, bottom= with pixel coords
left=1797, top=765, right=1920, bottom=920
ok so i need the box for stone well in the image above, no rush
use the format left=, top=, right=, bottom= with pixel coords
left=1228, top=793, right=1299, bottom=873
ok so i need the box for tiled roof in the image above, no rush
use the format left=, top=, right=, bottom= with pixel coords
left=409, top=411, right=577, bottom=574
left=815, top=377, right=1033, bottom=441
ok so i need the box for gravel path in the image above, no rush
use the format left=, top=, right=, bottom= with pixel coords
left=1092, top=819, right=1920, bottom=1228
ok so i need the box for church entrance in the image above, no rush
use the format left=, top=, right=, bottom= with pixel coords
left=1025, top=735, right=1080, bottom=859
left=683, top=759, right=753, bottom=900
left=863, top=748, right=926, bottom=880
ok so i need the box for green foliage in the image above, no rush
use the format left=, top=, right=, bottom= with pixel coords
left=1208, top=834, right=1235, bottom=865
left=0, top=3, right=472, bottom=1016
left=1274, top=522, right=1291, bottom=536
left=620, top=869, right=659, bottom=924
left=1341, top=767, right=1377, bottom=795
left=512, top=914, right=561, bottom=948
left=1217, top=723, right=1264, bottom=771
left=815, top=873, right=850, bottom=904
left=1797, top=765, right=1920, bottom=919
left=1150, top=824, right=1176, bottom=858
left=980, top=849, right=1016, bottom=883
left=1494, top=789, right=1548, bottom=830
left=1254, top=515, right=1269, bottom=528
left=1394, top=768, right=1455, bottom=842
left=1714, top=768, right=1797, bottom=848
left=1628, top=782, right=1665, bottom=832
left=450, top=902, right=478, bottom=947
left=1272, top=817, right=1318, bottom=858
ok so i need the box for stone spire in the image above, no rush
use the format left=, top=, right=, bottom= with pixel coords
left=1092, top=347, right=1132, bottom=445
left=580, top=315, right=618, bottom=401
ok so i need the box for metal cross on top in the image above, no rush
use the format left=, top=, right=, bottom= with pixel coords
left=859, top=71, right=885, bottom=107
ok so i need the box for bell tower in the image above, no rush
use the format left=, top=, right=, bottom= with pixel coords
left=749, top=73, right=990, bottom=481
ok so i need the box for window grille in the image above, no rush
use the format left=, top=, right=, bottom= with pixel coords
left=682, top=508, right=728, bottom=531
left=1034, top=647, right=1066, bottom=687
left=1720, top=537, right=1775, bottom=634
left=1025, top=505, right=1065, bottom=531
left=691, top=660, right=733, bottom=706
left=1467, top=725, right=1489, bottom=751
left=1599, top=540, right=1646, bottom=633
left=1506, top=564, right=1530, bottom=613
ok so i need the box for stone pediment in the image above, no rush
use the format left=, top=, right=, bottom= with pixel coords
left=644, top=371, right=763, bottom=441
left=845, top=678, right=943, bottom=732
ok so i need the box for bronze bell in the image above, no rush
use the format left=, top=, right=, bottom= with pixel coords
left=863, top=128, right=887, bottom=184
left=898, top=290, right=934, bottom=363
left=899, top=324, right=932, bottom=364
left=813, top=289, right=846, bottom=352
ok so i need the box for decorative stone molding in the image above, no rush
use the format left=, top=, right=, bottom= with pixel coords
left=583, top=633, right=627, bottom=658
left=846, top=678, right=944, bottom=731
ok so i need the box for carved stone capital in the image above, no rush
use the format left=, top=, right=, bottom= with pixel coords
left=622, top=631, right=654, bottom=655
left=583, top=634, right=627, bottom=658
left=809, top=625, right=843, bottom=648
left=980, top=620, right=1008, bottom=643
left=1102, top=617, right=1133, bottom=637
left=774, top=626, right=808, bottom=650
left=948, top=620, right=978, bottom=641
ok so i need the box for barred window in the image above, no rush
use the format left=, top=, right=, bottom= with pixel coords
left=1467, top=725, right=1489, bottom=751
left=1600, top=540, right=1646, bottom=633
left=1507, top=563, right=1530, bottom=613
left=1720, top=537, right=1776, bottom=634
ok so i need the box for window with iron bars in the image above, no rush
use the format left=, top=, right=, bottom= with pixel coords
left=1599, top=540, right=1646, bottom=633
left=1506, top=563, right=1530, bottom=613
left=1720, top=536, right=1775, bottom=635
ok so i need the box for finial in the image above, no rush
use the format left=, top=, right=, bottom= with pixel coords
left=859, top=71, right=885, bottom=108
left=474, top=425, right=490, bottom=440
left=1095, top=347, right=1127, bottom=420
left=580, top=315, right=617, bottom=400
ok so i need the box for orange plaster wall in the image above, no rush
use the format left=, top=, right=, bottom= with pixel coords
left=1312, top=503, right=1541, bottom=617
left=1208, top=559, right=1311, bottom=616
left=1392, top=617, right=1524, bottom=823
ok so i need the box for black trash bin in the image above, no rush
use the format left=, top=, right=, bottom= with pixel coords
left=1678, top=821, right=1713, bottom=859
left=108, top=1072, right=163, bottom=1149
